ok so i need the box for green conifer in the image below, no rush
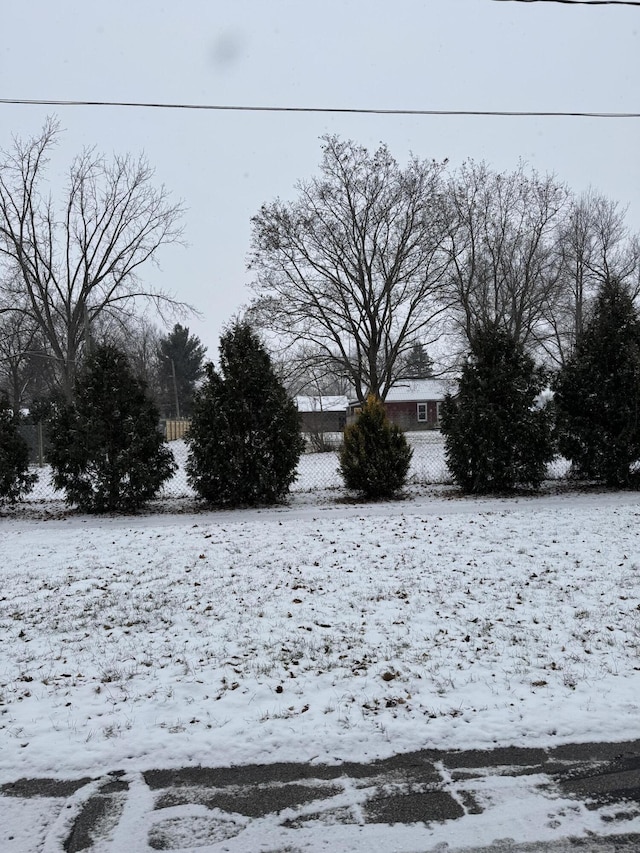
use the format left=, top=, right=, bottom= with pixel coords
left=0, top=395, right=37, bottom=503
left=186, top=322, right=305, bottom=506
left=47, top=345, right=176, bottom=512
left=554, top=278, right=640, bottom=487
left=441, top=324, right=554, bottom=493
left=339, top=395, right=412, bottom=499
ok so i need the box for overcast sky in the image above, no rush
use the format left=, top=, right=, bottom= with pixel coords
left=1, top=0, right=638, bottom=357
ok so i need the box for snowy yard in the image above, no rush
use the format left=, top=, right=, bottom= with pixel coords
left=2, top=488, right=640, bottom=789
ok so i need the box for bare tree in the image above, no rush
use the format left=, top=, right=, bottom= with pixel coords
left=0, top=118, right=186, bottom=399
left=92, top=312, right=163, bottom=397
left=271, top=341, right=352, bottom=397
left=0, top=303, right=47, bottom=416
left=547, top=191, right=640, bottom=365
left=443, top=161, right=569, bottom=358
left=248, top=136, right=452, bottom=402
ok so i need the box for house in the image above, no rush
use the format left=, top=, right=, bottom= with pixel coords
left=347, top=379, right=451, bottom=431
left=295, top=395, right=348, bottom=434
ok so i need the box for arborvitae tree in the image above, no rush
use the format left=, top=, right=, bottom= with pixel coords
left=157, top=324, right=207, bottom=418
left=554, top=278, right=640, bottom=487
left=339, top=395, right=413, bottom=499
left=441, top=324, right=554, bottom=493
left=186, top=321, right=305, bottom=506
left=0, top=394, right=37, bottom=503
left=47, top=345, right=176, bottom=512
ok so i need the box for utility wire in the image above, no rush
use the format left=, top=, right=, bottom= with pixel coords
left=0, top=98, right=638, bottom=118
left=493, top=0, right=640, bottom=6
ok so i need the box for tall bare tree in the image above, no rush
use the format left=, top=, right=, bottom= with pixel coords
left=0, top=303, right=47, bottom=416
left=272, top=341, right=352, bottom=397
left=443, top=161, right=569, bottom=357
left=0, top=118, right=186, bottom=399
left=248, top=136, right=452, bottom=402
left=547, top=190, right=640, bottom=365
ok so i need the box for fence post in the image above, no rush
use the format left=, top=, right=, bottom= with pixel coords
left=38, top=421, right=44, bottom=468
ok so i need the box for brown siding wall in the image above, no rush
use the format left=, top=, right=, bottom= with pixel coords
left=385, top=401, right=440, bottom=431
left=347, top=400, right=441, bottom=430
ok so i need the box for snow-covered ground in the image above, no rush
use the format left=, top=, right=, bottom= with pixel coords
left=2, top=487, right=640, bottom=788
left=3, top=486, right=640, bottom=851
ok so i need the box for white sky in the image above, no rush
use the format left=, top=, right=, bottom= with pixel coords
left=1, top=0, right=639, bottom=357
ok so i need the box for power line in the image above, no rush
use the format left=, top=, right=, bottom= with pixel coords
left=0, top=97, right=638, bottom=118
left=493, top=0, right=640, bottom=5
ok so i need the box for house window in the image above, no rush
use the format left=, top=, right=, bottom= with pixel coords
left=436, top=401, right=442, bottom=424
left=417, top=403, right=427, bottom=422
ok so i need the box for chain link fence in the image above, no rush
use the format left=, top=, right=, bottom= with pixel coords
left=13, top=427, right=572, bottom=506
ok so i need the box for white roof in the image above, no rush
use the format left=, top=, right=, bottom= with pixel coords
left=384, top=379, right=451, bottom=402
left=295, top=395, right=348, bottom=413
left=343, top=379, right=453, bottom=406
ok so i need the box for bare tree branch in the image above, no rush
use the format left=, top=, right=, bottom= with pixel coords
left=0, top=118, right=188, bottom=399
left=443, top=160, right=569, bottom=361
left=544, top=190, right=640, bottom=365
left=248, top=136, right=452, bottom=402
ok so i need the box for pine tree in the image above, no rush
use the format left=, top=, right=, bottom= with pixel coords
left=186, top=321, right=305, bottom=506
left=339, top=395, right=413, bottom=499
left=47, top=345, right=176, bottom=512
left=401, top=343, right=434, bottom=380
left=554, top=278, right=640, bottom=487
left=0, top=394, right=37, bottom=503
left=441, top=324, right=554, bottom=493
left=157, top=324, right=207, bottom=418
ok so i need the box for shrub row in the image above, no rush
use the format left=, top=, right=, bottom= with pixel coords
left=2, top=277, right=640, bottom=509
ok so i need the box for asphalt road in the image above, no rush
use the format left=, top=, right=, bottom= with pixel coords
left=2, top=740, right=640, bottom=852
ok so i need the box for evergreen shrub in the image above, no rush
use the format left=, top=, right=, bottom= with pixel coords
left=47, top=345, right=176, bottom=512
left=554, top=278, right=640, bottom=487
left=186, top=321, right=305, bottom=506
left=339, top=395, right=412, bottom=499
left=0, top=395, right=37, bottom=503
left=441, top=324, right=554, bottom=493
